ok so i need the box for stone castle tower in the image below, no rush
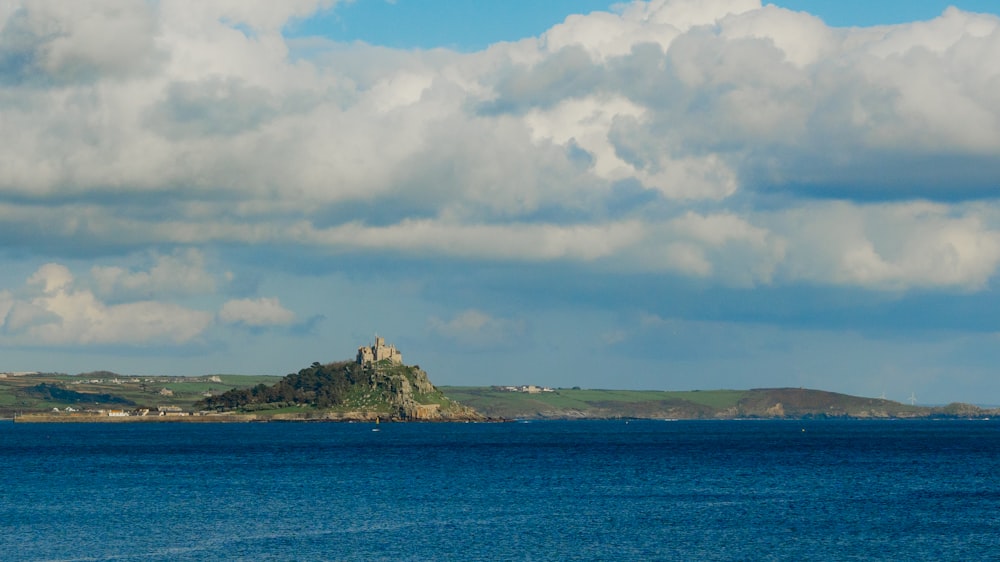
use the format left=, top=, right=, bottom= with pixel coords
left=357, top=335, right=403, bottom=366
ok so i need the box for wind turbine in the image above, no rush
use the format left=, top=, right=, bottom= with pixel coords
left=909, top=392, right=917, bottom=406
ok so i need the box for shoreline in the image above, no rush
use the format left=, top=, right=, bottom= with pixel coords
left=10, top=412, right=489, bottom=423
left=7, top=414, right=992, bottom=425
left=13, top=414, right=261, bottom=423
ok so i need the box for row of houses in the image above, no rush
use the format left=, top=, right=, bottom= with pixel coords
left=493, top=385, right=556, bottom=394
left=70, top=375, right=223, bottom=386
left=50, top=406, right=189, bottom=417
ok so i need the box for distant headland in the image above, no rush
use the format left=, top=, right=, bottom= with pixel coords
left=2, top=336, right=997, bottom=422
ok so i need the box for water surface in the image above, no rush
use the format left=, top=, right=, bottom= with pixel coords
left=1, top=419, right=998, bottom=560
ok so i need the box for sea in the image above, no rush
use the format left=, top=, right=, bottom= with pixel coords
left=1, top=419, right=998, bottom=561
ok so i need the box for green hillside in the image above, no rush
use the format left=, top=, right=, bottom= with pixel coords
left=0, top=371, right=282, bottom=417
left=439, top=386, right=993, bottom=420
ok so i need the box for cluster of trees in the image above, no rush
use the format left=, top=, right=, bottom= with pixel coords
left=198, top=361, right=364, bottom=411
left=23, top=383, right=135, bottom=405
left=75, top=370, right=123, bottom=379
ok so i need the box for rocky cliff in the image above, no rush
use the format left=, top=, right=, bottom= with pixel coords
left=366, top=364, right=482, bottom=421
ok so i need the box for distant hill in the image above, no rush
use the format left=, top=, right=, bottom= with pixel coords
left=440, top=386, right=995, bottom=420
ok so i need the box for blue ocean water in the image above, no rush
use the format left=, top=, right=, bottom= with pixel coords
left=1, top=419, right=998, bottom=561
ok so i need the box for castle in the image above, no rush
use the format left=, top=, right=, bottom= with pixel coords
left=357, top=336, right=403, bottom=366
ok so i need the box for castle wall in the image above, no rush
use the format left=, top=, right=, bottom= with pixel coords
left=357, top=336, right=403, bottom=366
left=357, top=346, right=375, bottom=364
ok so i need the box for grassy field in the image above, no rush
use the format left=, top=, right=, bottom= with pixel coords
left=439, top=386, right=749, bottom=419
left=0, top=373, right=282, bottom=416
left=435, top=386, right=986, bottom=420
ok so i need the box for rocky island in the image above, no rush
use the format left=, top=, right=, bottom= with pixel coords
left=198, top=337, right=483, bottom=422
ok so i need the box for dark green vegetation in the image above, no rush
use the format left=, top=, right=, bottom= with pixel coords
left=440, top=386, right=996, bottom=420
left=200, top=361, right=362, bottom=411
left=23, top=383, right=135, bottom=406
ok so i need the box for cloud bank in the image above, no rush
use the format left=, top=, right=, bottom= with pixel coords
left=2, top=0, right=999, bottom=293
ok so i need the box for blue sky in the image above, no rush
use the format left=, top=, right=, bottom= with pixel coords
left=288, top=1, right=1000, bottom=49
left=2, top=0, right=1000, bottom=405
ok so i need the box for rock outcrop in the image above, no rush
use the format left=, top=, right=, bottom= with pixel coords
left=368, top=365, right=481, bottom=421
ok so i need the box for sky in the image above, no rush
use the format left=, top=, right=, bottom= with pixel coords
left=2, top=1, right=1000, bottom=405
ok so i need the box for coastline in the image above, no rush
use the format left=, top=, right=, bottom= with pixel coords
left=11, top=412, right=488, bottom=423
left=13, top=413, right=261, bottom=423
left=10, top=412, right=993, bottom=423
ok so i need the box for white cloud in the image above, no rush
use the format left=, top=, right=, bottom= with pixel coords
left=630, top=0, right=761, bottom=29
left=542, top=10, right=679, bottom=61
left=28, top=263, right=74, bottom=293
left=864, top=6, right=997, bottom=58
left=219, top=297, right=295, bottom=327
left=720, top=5, right=832, bottom=67
left=0, top=257, right=299, bottom=347
left=1, top=0, right=162, bottom=83
left=91, top=249, right=217, bottom=299
left=1, top=263, right=213, bottom=345
left=640, top=212, right=787, bottom=285
left=0, top=0, right=999, bottom=295
left=524, top=95, right=645, bottom=181
left=773, top=202, right=1000, bottom=291
left=3, top=300, right=57, bottom=333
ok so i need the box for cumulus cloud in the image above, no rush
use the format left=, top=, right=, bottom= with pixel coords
left=773, top=201, right=1000, bottom=291
left=648, top=212, right=787, bottom=285
left=1, top=0, right=999, bottom=295
left=91, top=249, right=217, bottom=299
left=0, top=257, right=302, bottom=346
left=0, top=0, right=161, bottom=85
left=0, top=263, right=213, bottom=345
left=219, top=297, right=296, bottom=327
